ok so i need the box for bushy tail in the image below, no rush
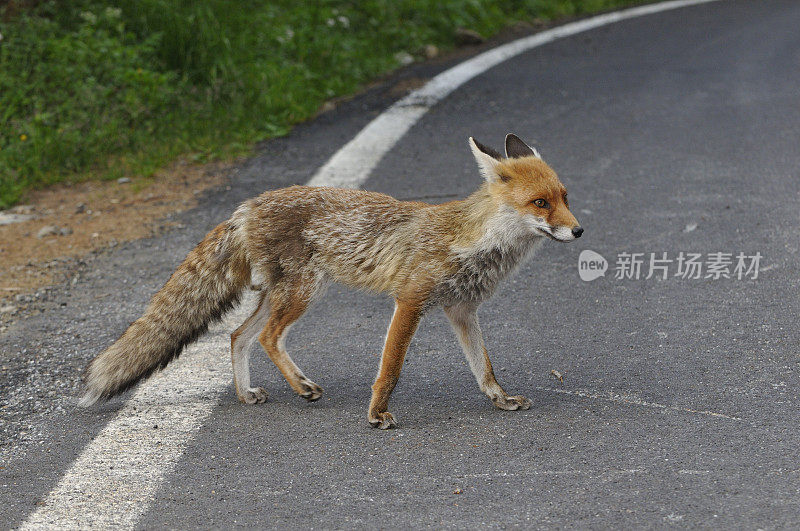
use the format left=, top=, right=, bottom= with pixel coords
left=79, top=218, right=250, bottom=406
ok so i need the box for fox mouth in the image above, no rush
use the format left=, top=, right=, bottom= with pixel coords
left=544, top=231, right=569, bottom=242
left=538, top=227, right=568, bottom=242
left=537, top=224, right=582, bottom=242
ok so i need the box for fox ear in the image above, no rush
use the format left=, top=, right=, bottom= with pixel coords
left=469, top=137, right=504, bottom=182
left=505, top=133, right=540, bottom=159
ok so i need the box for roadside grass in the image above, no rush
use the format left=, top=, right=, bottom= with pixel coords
left=0, top=0, right=646, bottom=208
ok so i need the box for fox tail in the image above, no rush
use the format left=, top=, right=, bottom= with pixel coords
left=78, top=212, right=251, bottom=406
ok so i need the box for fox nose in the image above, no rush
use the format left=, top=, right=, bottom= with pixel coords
left=572, top=226, right=584, bottom=238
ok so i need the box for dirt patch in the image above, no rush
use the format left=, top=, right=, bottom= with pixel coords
left=0, top=159, right=233, bottom=325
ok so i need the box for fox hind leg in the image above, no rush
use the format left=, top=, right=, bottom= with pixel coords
left=258, top=276, right=324, bottom=402
left=231, top=291, right=271, bottom=404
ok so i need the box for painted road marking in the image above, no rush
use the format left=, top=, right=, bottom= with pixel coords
left=21, top=1, right=723, bottom=528
left=534, top=386, right=742, bottom=421
left=20, top=296, right=255, bottom=529
left=308, top=0, right=721, bottom=189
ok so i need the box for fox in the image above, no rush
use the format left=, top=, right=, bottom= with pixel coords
left=79, top=133, right=582, bottom=429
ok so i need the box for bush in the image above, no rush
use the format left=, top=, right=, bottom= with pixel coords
left=0, top=0, right=644, bottom=208
left=0, top=5, right=177, bottom=206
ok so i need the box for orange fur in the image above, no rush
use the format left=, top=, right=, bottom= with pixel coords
left=368, top=300, right=423, bottom=429
left=496, top=158, right=577, bottom=226
left=80, top=134, right=582, bottom=429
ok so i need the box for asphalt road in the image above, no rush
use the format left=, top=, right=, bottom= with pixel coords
left=3, top=0, right=800, bottom=528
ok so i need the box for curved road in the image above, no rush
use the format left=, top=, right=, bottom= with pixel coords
left=2, top=1, right=800, bottom=527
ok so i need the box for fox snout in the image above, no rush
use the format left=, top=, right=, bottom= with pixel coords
left=548, top=207, right=583, bottom=242
left=549, top=222, right=583, bottom=242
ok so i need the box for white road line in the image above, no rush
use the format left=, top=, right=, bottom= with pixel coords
left=534, top=386, right=742, bottom=420
left=21, top=298, right=254, bottom=529
left=21, top=1, right=722, bottom=528
left=308, top=0, right=721, bottom=189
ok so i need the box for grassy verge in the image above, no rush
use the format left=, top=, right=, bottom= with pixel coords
left=0, top=0, right=646, bottom=208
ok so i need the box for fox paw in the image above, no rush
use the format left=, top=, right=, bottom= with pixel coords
left=238, top=387, right=268, bottom=404
left=492, top=394, right=531, bottom=411
left=298, top=378, right=323, bottom=402
left=368, top=411, right=397, bottom=430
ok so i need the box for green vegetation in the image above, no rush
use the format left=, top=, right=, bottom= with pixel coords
left=0, top=0, right=645, bottom=208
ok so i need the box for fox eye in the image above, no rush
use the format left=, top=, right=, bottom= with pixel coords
left=532, top=198, right=549, bottom=208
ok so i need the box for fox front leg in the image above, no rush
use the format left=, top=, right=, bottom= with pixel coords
left=444, top=302, right=531, bottom=411
left=368, top=300, right=423, bottom=429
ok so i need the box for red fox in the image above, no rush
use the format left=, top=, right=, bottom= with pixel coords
left=80, top=134, right=582, bottom=428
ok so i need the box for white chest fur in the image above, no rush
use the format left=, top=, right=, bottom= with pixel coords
left=435, top=206, right=545, bottom=305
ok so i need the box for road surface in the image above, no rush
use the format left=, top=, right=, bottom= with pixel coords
left=2, top=0, right=799, bottom=528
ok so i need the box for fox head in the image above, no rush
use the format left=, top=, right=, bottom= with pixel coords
left=469, top=134, right=583, bottom=242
